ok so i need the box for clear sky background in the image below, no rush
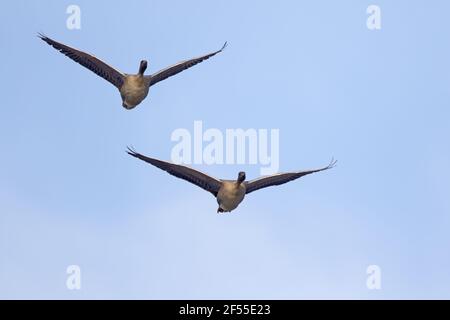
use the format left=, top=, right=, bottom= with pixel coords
left=1, top=1, right=449, bottom=299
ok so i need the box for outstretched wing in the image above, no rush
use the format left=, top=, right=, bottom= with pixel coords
left=127, top=147, right=222, bottom=197
left=245, top=159, right=337, bottom=194
left=147, top=42, right=227, bottom=87
left=39, top=33, right=125, bottom=89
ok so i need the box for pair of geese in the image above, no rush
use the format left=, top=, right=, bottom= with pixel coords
left=40, top=34, right=336, bottom=213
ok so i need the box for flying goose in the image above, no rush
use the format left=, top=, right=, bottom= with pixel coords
left=127, top=148, right=337, bottom=213
left=38, top=34, right=227, bottom=109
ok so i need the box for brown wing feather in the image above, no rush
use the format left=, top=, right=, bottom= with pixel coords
left=127, top=147, right=222, bottom=197
left=39, top=34, right=125, bottom=89
left=147, top=42, right=227, bottom=87
left=245, top=159, right=337, bottom=194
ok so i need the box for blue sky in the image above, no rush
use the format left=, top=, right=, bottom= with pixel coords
left=1, top=0, right=450, bottom=299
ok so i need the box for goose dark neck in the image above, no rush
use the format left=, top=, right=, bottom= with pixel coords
left=138, top=61, right=147, bottom=75
left=237, top=172, right=246, bottom=185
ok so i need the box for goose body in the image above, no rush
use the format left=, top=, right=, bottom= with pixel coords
left=127, top=148, right=337, bottom=213
left=120, top=75, right=150, bottom=109
left=39, top=34, right=227, bottom=110
left=217, top=181, right=246, bottom=212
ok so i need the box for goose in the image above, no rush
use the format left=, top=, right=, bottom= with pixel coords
left=38, top=34, right=227, bottom=109
left=127, top=148, right=337, bottom=213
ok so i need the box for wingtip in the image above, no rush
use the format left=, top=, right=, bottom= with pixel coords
left=328, top=157, right=338, bottom=169
left=220, top=41, right=228, bottom=51
left=126, top=146, right=137, bottom=156
left=37, top=32, right=51, bottom=44
left=37, top=32, right=46, bottom=40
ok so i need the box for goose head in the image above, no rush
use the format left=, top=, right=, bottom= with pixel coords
left=139, top=60, right=148, bottom=75
left=237, top=171, right=246, bottom=184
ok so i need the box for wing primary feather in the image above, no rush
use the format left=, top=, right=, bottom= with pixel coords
left=126, top=147, right=221, bottom=196
left=245, top=158, right=337, bottom=194
left=148, top=41, right=228, bottom=87
left=38, top=33, right=125, bottom=89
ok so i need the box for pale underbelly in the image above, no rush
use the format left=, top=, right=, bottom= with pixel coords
left=120, top=81, right=149, bottom=109
left=217, top=191, right=245, bottom=212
